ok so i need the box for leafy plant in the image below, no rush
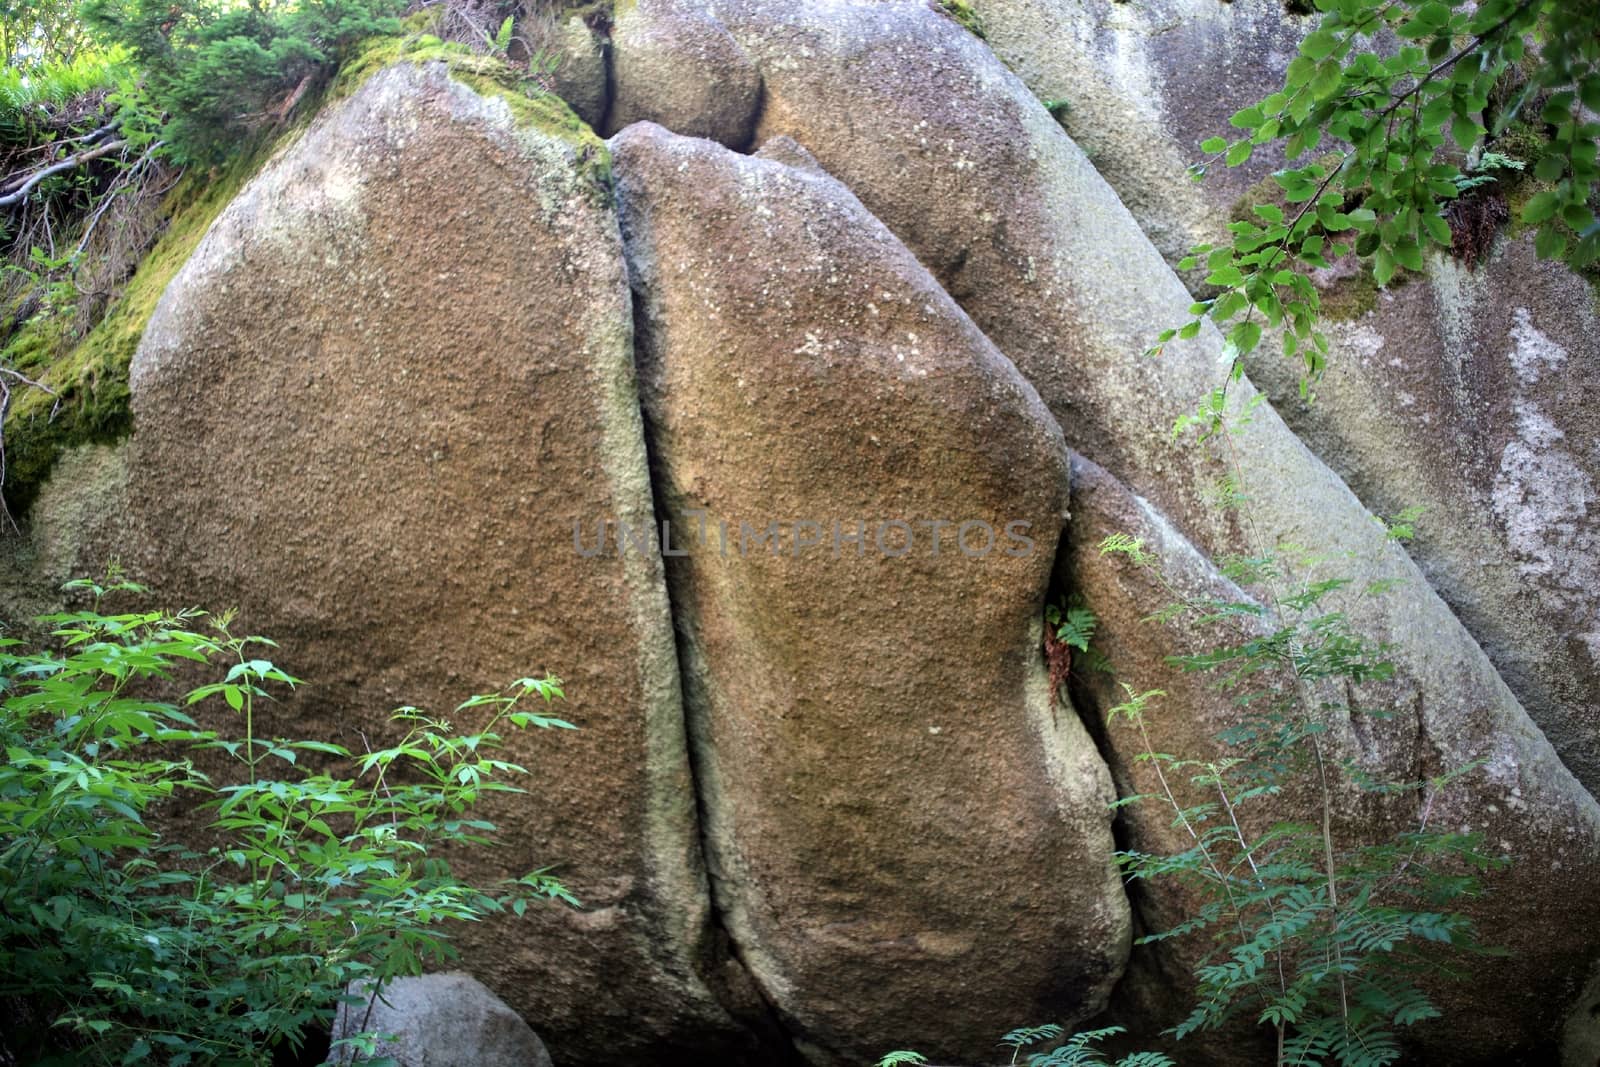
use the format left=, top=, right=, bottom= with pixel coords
left=1015, top=1026, right=1172, bottom=1067
left=1, top=0, right=97, bottom=69
left=878, top=1025, right=1173, bottom=1067
left=1046, top=603, right=1097, bottom=655
left=876, top=1053, right=929, bottom=1067
left=1451, top=150, right=1524, bottom=193
left=2, top=244, right=80, bottom=322
left=1098, top=525, right=1502, bottom=1067
left=81, top=0, right=407, bottom=165
left=0, top=570, right=577, bottom=1065
left=1044, top=598, right=1109, bottom=701
left=1151, top=0, right=1600, bottom=384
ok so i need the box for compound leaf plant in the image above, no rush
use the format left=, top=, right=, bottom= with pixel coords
left=0, top=569, right=577, bottom=1065
left=1097, top=521, right=1502, bottom=1067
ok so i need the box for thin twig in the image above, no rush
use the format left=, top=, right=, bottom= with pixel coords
left=74, top=142, right=164, bottom=257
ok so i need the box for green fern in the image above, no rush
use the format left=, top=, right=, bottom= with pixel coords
left=0, top=49, right=117, bottom=143
left=876, top=1053, right=928, bottom=1067
left=1104, top=532, right=1502, bottom=1067
left=494, top=14, right=515, bottom=53
left=1055, top=607, right=1097, bottom=653
left=1023, top=1026, right=1174, bottom=1067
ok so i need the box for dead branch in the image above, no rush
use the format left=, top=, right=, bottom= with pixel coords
left=275, top=74, right=314, bottom=123
left=74, top=141, right=163, bottom=257
left=0, top=138, right=129, bottom=208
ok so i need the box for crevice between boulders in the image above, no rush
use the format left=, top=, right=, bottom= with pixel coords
left=614, top=254, right=810, bottom=1066
left=592, top=8, right=616, bottom=142
left=674, top=655, right=812, bottom=1067
left=1046, top=473, right=1152, bottom=1034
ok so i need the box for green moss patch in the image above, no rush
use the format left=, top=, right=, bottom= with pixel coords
left=333, top=31, right=612, bottom=196
left=2, top=137, right=283, bottom=517
left=1318, top=267, right=1383, bottom=321
left=936, top=0, right=986, bottom=37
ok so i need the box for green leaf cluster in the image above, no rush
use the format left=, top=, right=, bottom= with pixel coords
left=1161, top=0, right=1600, bottom=385
left=0, top=569, right=576, bottom=1065
left=81, top=0, right=407, bottom=164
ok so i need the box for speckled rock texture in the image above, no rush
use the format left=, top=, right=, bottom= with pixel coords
left=1250, top=239, right=1600, bottom=798
left=608, top=1, right=1600, bottom=1059
left=605, top=2, right=762, bottom=145
left=120, top=61, right=763, bottom=1067
left=546, top=14, right=609, bottom=128
left=611, top=121, right=1128, bottom=1067
left=5, top=2, right=1599, bottom=1064
left=967, top=0, right=1313, bottom=266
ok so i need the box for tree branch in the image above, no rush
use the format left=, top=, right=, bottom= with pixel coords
left=0, top=138, right=129, bottom=208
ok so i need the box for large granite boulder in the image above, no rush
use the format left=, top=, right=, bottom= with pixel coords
left=969, top=0, right=1600, bottom=799
left=609, top=1, right=1600, bottom=1057
left=605, top=2, right=762, bottom=146
left=112, top=61, right=763, bottom=1066
left=3, top=2, right=1595, bottom=1063
left=611, top=120, right=1129, bottom=1066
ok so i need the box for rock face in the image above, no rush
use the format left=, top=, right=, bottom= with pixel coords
left=546, top=15, right=609, bottom=128
left=968, top=0, right=1313, bottom=266
left=611, top=120, right=1128, bottom=1066
left=4, top=1, right=1599, bottom=1064
left=608, top=0, right=1600, bottom=1058
left=605, top=3, right=762, bottom=146
left=331, top=972, right=554, bottom=1067
left=1249, top=238, right=1600, bottom=796
left=970, top=0, right=1600, bottom=802
left=121, top=61, right=760, bottom=1066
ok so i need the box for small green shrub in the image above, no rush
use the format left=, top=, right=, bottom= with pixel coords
left=1099, top=525, right=1502, bottom=1067
left=877, top=1024, right=1173, bottom=1067
left=82, top=0, right=408, bottom=164
left=0, top=570, right=577, bottom=1065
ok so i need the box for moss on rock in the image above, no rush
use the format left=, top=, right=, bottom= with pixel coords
left=936, top=0, right=986, bottom=37
left=2, top=139, right=281, bottom=517
left=1319, top=266, right=1384, bottom=321
left=333, top=31, right=612, bottom=194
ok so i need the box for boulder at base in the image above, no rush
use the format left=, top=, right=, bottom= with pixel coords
left=331, top=972, right=553, bottom=1067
